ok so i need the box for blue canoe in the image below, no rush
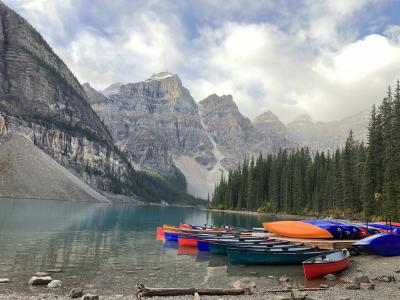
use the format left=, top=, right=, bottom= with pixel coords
left=353, top=233, right=400, bottom=256
left=301, top=220, right=359, bottom=239
left=198, top=240, right=210, bottom=251
left=164, top=232, right=179, bottom=241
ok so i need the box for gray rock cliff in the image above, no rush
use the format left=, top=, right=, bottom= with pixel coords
left=91, top=72, right=216, bottom=178
left=0, top=2, right=133, bottom=195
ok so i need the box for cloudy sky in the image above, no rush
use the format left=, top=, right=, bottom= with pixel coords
left=5, top=0, right=400, bottom=122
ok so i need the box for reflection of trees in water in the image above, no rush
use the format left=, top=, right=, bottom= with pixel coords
left=4, top=203, right=303, bottom=293
left=10, top=205, right=208, bottom=290
left=206, top=211, right=262, bottom=229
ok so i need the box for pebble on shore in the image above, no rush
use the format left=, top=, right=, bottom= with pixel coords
left=28, top=276, right=52, bottom=286
left=47, top=280, right=62, bottom=288
left=81, top=294, right=99, bottom=300
left=68, top=288, right=84, bottom=298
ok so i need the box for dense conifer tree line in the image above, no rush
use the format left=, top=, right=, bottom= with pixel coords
left=211, top=82, right=400, bottom=221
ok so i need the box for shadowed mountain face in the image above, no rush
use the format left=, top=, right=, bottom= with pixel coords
left=0, top=3, right=200, bottom=204
left=0, top=2, right=133, bottom=195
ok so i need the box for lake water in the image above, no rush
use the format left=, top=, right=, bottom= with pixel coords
left=0, top=198, right=328, bottom=295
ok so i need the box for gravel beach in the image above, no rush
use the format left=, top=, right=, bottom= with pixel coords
left=1, top=254, right=399, bottom=300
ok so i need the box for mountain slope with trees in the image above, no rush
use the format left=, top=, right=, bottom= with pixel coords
left=211, top=82, right=400, bottom=221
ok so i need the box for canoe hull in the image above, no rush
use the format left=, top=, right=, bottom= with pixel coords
left=210, top=241, right=290, bottom=255
left=164, top=232, right=179, bottom=241
left=303, top=258, right=350, bottom=279
left=228, top=249, right=332, bottom=265
left=303, top=250, right=351, bottom=279
left=178, top=237, right=198, bottom=247
left=263, top=221, right=333, bottom=239
left=353, top=233, right=400, bottom=256
left=302, top=220, right=359, bottom=239
left=198, top=240, right=210, bottom=251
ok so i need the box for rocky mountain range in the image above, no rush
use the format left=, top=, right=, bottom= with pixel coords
left=85, top=73, right=370, bottom=199
left=0, top=1, right=370, bottom=202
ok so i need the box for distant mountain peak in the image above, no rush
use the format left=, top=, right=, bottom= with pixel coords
left=83, top=82, right=108, bottom=104
left=199, top=94, right=236, bottom=109
left=145, top=72, right=177, bottom=82
left=102, top=82, right=124, bottom=97
left=253, top=110, right=280, bottom=123
left=291, top=113, right=313, bottom=124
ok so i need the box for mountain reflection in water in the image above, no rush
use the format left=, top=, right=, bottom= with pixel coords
left=0, top=198, right=308, bottom=295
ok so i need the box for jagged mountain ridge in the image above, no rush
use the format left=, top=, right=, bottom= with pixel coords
left=87, top=75, right=293, bottom=198
left=86, top=74, right=369, bottom=199
left=90, top=72, right=216, bottom=179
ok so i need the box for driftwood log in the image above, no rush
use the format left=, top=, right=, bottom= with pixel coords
left=136, top=283, right=251, bottom=298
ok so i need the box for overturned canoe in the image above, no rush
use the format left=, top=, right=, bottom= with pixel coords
left=302, top=220, right=360, bottom=239
left=263, top=221, right=333, bottom=239
left=228, top=248, right=333, bottom=265
left=303, top=249, right=350, bottom=279
left=353, top=233, right=400, bottom=256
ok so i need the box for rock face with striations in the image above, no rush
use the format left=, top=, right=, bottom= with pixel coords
left=86, top=73, right=369, bottom=199
left=90, top=72, right=216, bottom=177
left=199, top=94, right=292, bottom=170
left=252, top=110, right=293, bottom=152
left=0, top=2, right=132, bottom=194
left=199, top=94, right=258, bottom=169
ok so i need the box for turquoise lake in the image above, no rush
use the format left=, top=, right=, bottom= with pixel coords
left=0, top=198, right=327, bottom=295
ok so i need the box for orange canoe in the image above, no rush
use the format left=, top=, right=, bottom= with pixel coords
left=163, top=224, right=234, bottom=234
left=263, top=221, right=333, bottom=239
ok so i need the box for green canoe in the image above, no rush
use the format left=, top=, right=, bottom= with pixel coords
left=209, top=241, right=291, bottom=255
left=227, top=248, right=333, bottom=265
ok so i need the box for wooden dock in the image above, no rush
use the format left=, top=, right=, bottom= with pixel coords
left=271, top=235, right=356, bottom=249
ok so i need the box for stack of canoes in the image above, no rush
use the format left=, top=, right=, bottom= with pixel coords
left=156, top=223, right=352, bottom=279
left=263, top=220, right=363, bottom=239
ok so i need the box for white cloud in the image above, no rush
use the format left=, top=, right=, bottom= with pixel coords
left=6, top=0, right=74, bottom=42
left=315, top=35, right=400, bottom=82
left=4, top=0, right=400, bottom=123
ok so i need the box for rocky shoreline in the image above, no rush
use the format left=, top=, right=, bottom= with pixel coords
left=1, top=255, right=399, bottom=300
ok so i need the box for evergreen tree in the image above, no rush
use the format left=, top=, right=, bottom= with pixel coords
left=210, top=82, right=400, bottom=221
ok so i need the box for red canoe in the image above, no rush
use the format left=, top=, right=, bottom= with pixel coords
left=303, top=249, right=350, bottom=280
left=178, top=237, right=198, bottom=247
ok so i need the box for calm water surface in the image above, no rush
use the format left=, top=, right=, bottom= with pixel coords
left=0, top=199, right=325, bottom=295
